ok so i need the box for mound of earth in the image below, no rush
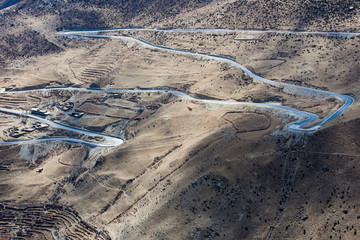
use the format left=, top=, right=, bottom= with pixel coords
left=223, top=112, right=271, bottom=133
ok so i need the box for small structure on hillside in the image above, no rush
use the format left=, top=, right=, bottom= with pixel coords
left=34, top=122, right=49, bottom=130
left=112, top=93, right=122, bottom=98
left=146, top=104, right=160, bottom=110
left=57, top=102, right=74, bottom=111
left=9, top=131, right=26, bottom=138
left=72, top=112, right=84, bottom=118
left=21, top=127, right=36, bottom=132
left=31, top=108, right=51, bottom=117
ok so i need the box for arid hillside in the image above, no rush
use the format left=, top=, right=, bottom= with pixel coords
left=3, top=0, right=359, bottom=30
left=1, top=0, right=359, bottom=69
left=0, top=0, right=359, bottom=239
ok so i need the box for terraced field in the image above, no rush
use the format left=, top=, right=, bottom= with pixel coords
left=75, top=61, right=115, bottom=84
left=0, top=94, right=39, bottom=110
left=0, top=205, right=110, bottom=239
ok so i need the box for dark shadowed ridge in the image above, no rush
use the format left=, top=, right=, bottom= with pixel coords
left=0, top=0, right=23, bottom=10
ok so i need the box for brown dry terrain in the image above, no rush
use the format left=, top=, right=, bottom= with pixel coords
left=0, top=0, right=359, bottom=239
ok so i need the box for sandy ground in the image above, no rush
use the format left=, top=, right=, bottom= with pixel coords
left=0, top=27, right=359, bottom=239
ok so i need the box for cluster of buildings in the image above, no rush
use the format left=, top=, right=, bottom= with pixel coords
left=8, top=122, right=49, bottom=138
left=56, top=102, right=74, bottom=112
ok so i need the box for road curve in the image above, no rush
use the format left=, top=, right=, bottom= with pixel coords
left=0, top=28, right=354, bottom=147
left=58, top=29, right=354, bottom=130
left=0, top=105, right=124, bottom=147
left=0, top=86, right=331, bottom=148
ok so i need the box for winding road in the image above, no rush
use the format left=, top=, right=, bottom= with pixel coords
left=0, top=29, right=355, bottom=147
left=58, top=28, right=360, bottom=38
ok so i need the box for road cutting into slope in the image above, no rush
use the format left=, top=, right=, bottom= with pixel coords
left=0, top=28, right=355, bottom=147
left=58, top=29, right=354, bottom=131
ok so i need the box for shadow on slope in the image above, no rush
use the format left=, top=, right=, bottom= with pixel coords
left=114, top=118, right=360, bottom=239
